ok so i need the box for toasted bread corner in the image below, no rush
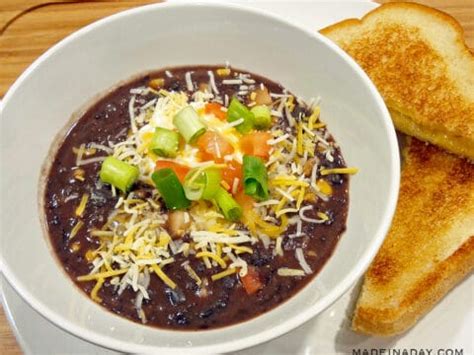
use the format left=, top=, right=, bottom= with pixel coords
left=352, top=138, right=474, bottom=336
left=321, top=2, right=474, bottom=160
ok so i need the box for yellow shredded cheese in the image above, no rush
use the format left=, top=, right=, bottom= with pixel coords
left=77, top=268, right=129, bottom=282
left=151, top=264, right=176, bottom=289
left=271, top=179, right=309, bottom=187
left=90, top=277, right=104, bottom=303
left=320, top=167, right=359, bottom=176
left=308, top=107, right=320, bottom=129
left=228, top=244, right=253, bottom=254
left=196, top=251, right=227, bottom=268
left=69, top=220, right=84, bottom=239
left=211, top=268, right=238, bottom=281
left=297, top=123, right=304, bottom=156
left=296, top=187, right=306, bottom=209
left=317, top=212, right=329, bottom=221
left=75, top=193, right=89, bottom=217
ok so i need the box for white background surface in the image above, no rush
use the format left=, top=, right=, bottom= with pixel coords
left=1, top=1, right=472, bottom=354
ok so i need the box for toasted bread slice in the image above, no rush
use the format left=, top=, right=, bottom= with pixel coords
left=352, top=137, right=474, bottom=336
left=321, top=2, right=474, bottom=160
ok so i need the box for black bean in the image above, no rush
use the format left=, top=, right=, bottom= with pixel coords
left=195, top=262, right=206, bottom=273
left=214, top=298, right=228, bottom=309
left=68, top=217, right=77, bottom=227
left=169, top=80, right=183, bottom=91
left=50, top=214, right=60, bottom=226
left=169, top=312, right=189, bottom=326
left=249, top=250, right=272, bottom=267
left=222, top=275, right=236, bottom=289
left=165, top=288, right=186, bottom=306
left=328, top=174, right=344, bottom=185
left=48, top=194, right=60, bottom=209
left=61, top=229, right=70, bottom=243
left=185, top=281, right=199, bottom=292
left=199, top=308, right=214, bottom=319
left=324, top=210, right=334, bottom=225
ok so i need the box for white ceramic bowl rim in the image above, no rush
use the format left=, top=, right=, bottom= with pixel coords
left=0, top=1, right=400, bottom=353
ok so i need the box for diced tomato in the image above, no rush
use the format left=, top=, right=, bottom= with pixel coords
left=240, top=266, right=263, bottom=295
left=155, top=160, right=190, bottom=182
left=240, top=132, right=273, bottom=160
left=196, top=131, right=234, bottom=163
left=205, top=102, right=227, bottom=121
left=221, top=161, right=242, bottom=193
left=235, top=190, right=254, bottom=210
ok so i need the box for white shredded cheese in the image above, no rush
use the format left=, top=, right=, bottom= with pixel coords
left=275, top=187, right=295, bottom=202
left=77, top=156, right=107, bottom=166
left=208, top=70, right=219, bottom=94
left=295, top=248, right=312, bottom=274
left=185, top=71, right=194, bottom=91
left=274, top=236, right=283, bottom=256
left=299, top=205, right=326, bottom=224
left=222, top=79, right=243, bottom=85
left=277, top=268, right=305, bottom=277
left=267, top=133, right=289, bottom=145
left=129, top=95, right=138, bottom=133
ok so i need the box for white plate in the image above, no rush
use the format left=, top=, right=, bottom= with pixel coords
left=1, top=1, right=472, bottom=354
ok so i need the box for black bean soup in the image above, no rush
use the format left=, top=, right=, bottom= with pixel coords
left=44, top=65, right=351, bottom=330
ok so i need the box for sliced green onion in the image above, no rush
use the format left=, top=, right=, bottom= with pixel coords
left=243, top=155, right=269, bottom=201
left=214, top=187, right=242, bottom=221
left=250, top=105, right=272, bottom=130
left=99, top=156, right=139, bottom=193
left=227, top=97, right=255, bottom=134
left=149, top=127, right=180, bottom=157
left=173, top=106, right=206, bottom=143
left=183, top=167, right=221, bottom=201
left=152, top=168, right=190, bottom=210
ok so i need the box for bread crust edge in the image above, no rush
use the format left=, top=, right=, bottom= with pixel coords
left=320, top=2, right=467, bottom=45
left=352, top=236, right=474, bottom=336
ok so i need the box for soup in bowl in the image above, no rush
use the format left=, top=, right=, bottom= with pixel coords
left=0, top=2, right=399, bottom=353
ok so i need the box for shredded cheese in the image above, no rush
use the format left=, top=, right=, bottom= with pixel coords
left=77, top=268, right=129, bottom=281
left=211, top=268, right=238, bottom=281
left=69, top=220, right=84, bottom=239
left=277, top=268, right=305, bottom=277
left=75, top=193, right=89, bottom=217
left=295, top=248, right=312, bottom=274
left=196, top=251, right=227, bottom=269
left=150, top=264, right=176, bottom=289
left=320, top=167, right=359, bottom=175
left=90, top=277, right=105, bottom=302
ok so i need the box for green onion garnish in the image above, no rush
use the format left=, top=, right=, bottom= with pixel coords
left=173, top=106, right=206, bottom=144
left=183, top=167, right=221, bottom=201
left=99, top=156, right=139, bottom=193
left=227, top=97, right=255, bottom=134
left=243, top=155, right=269, bottom=201
left=152, top=168, right=190, bottom=210
left=149, top=127, right=180, bottom=158
left=214, top=187, right=242, bottom=221
left=250, top=105, right=272, bottom=130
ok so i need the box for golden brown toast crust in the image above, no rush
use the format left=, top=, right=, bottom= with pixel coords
left=352, top=138, right=474, bottom=336
left=321, top=2, right=474, bottom=160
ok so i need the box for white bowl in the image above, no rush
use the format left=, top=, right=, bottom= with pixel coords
left=0, top=2, right=399, bottom=353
